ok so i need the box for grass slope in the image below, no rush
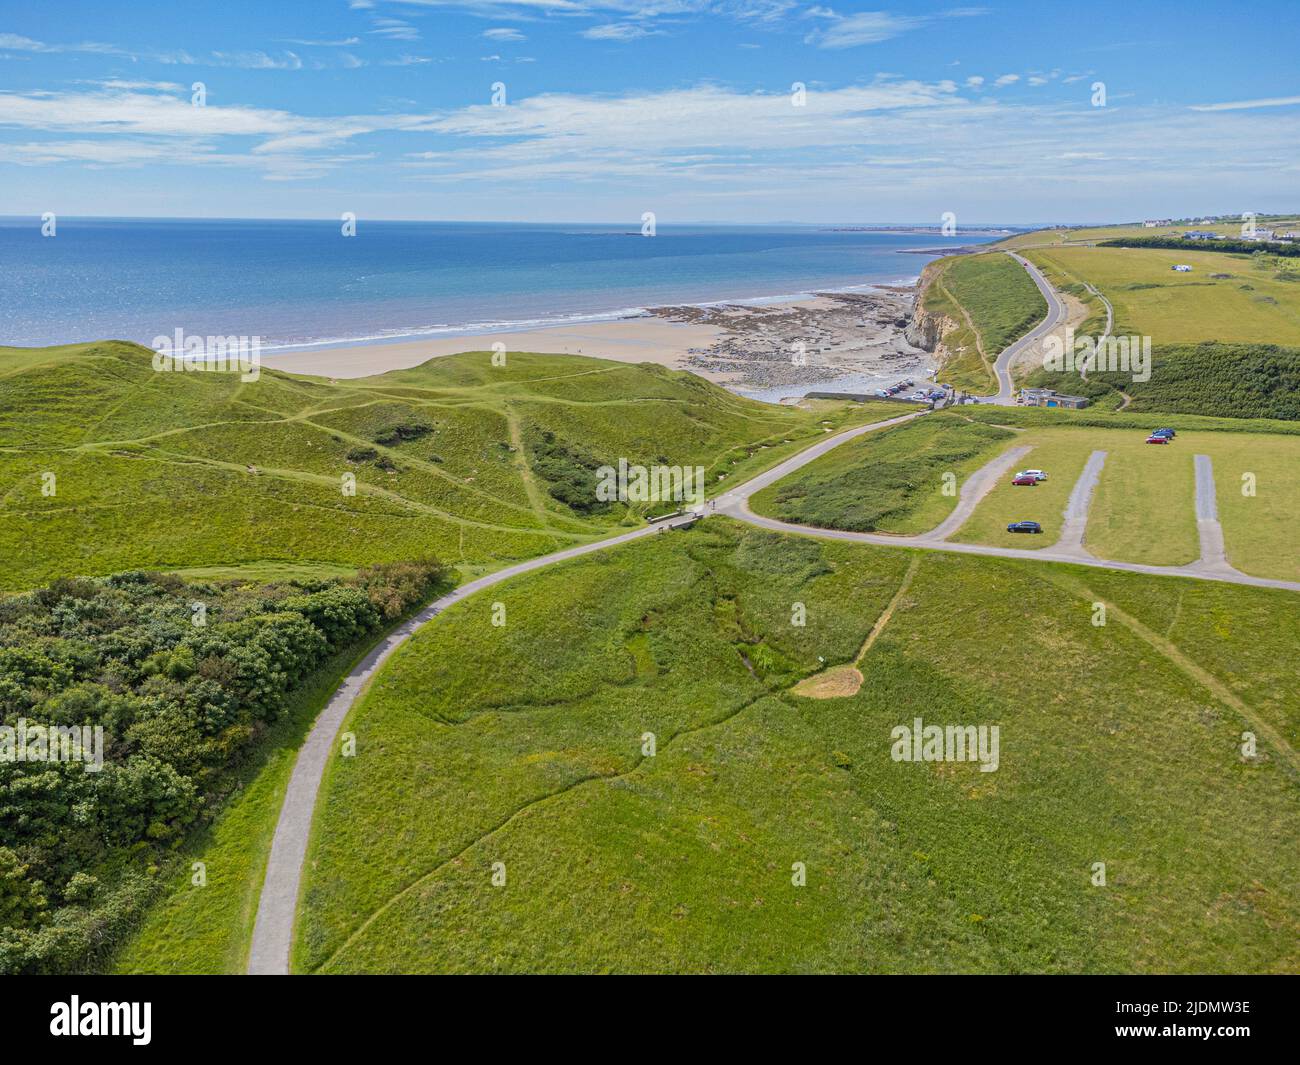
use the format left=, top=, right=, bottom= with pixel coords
left=297, top=521, right=1300, bottom=974
left=922, top=253, right=1047, bottom=393
left=748, top=414, right=1017, bottom=534
left=0, top=341, right=889, bottom=591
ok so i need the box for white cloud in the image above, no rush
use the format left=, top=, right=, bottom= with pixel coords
left=994, top=73, right=1019, bottom=87
left=1190, top=95, right=1300, bottom=112
left=582, top=24, right=657, bottom=40
left=965, top=75, right=984, bottom=88
left=806, top=7, right=986, bottom=49
left=483, top=28, right=526, bottom=42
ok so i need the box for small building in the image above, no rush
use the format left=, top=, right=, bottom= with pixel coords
left=1018, top=387, right=1090, bottom=410
left=1142, top=219, right=1173, bottom=227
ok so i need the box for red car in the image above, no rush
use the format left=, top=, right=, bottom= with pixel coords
left=1146, top=435, right=1170, bottom=444
left=1012, top=475, right=1039, bottom=485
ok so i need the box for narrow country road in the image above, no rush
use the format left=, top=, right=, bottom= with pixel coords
left=246, top=280, right=1297, bottom=976
left=985, top=252, right=1068, bottom=404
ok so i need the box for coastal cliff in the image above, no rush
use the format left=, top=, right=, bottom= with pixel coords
left=905, top=261, right=954, bottom=352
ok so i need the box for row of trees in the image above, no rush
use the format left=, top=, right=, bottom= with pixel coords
left=0, top=559, right=446, bottom=973
left=1100, top=236, right=1300, bottom=259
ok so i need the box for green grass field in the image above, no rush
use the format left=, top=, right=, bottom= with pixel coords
left=295, top=520, right=1300, bottom=974
left=1023, top=245, right=1300, bottom=346
left=0, top=341, right=893, bottom=591
left=748, top=414, right=1017, bottom=534
left=948, top=429, right=1098, bottom=549
left=1207, top=433, right=1300, bottom=583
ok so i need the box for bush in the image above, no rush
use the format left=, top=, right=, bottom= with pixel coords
left=0, top=557, right=446, bottom=973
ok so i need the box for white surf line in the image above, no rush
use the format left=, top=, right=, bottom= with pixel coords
left=247, top=408, right=925, bottom=975
left=986, top=253, right=1068, bottom=405
left=1191, top=453, right=1235, bottom=574
left=1054, top=451, right=1107, bottom=557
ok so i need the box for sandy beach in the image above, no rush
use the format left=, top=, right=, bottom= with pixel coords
left=265, top=286, right=935, bottom=402
left=263, top=316, right=726, bottom=382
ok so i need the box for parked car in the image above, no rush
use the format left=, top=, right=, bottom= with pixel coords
left=1153, top=427, right=1176, bottom=438
left=1146, top=435, right=1170, bottom=444
left=875, top=389, right=891, bottom=398
left=1007, top=521, right=1043, bottom=533
left=910, top=392, right=928, bottom=401
left=1012, top=475, right=1039, bottom=486
left=1017, top=469, right=1048, bottom=481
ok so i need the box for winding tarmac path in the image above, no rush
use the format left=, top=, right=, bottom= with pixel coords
left=246, top=266, right=1298, bottom=976
left=985, top=252, right=1069, bottom=404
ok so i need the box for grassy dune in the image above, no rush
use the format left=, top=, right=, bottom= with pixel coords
left=297, top=521, right=1300, bottom=974
left=0, top=341, right=891, bottom=591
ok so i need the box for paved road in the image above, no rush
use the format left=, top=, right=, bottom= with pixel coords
left=247, top=510, right=704, bottom=975
left=984, top=252, right=1069, bottom=404
left=926, top=445, right=1031, bottom=540
left=1055, top=451, right=1108, bottom=557
left=246, top=319, right=1299, bottom=976
left=1193, top=453, right=1234, bottom=573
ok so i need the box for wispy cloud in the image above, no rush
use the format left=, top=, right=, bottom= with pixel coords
left=805, top=7, right=986, bottom=49
left=582, top=23, right=659, bottom=40
left=483, top=27, right=526, bottom=41
left=1189, top=95, right=1300, bottom=112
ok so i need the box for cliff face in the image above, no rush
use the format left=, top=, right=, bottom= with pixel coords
left=905, top=261, right=953, bottom=352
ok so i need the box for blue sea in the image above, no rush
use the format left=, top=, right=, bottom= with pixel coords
left=0, top=218, right=995, bottom=353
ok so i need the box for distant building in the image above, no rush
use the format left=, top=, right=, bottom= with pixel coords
left=1183, top=231, right=1221, bottom=240
left=1018, top=387, right=1090, bottom=409
left=1142, top=219, right=1173, bottom=227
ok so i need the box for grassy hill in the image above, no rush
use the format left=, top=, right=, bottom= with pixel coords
left=293, top=521, right=1300, bottom=974
left=0, top=341, right=891, bottom=591
left=920, top=253, right=1047, bottom=393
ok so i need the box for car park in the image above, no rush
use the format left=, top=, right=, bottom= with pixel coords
left=1007, top=521, right=1043, bottom=533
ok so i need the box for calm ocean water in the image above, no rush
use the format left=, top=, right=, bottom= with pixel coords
left=0, top=218, right=993, bottom=352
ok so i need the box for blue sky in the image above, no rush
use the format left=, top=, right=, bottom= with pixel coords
left=1, top=0, right=1297, bottom=223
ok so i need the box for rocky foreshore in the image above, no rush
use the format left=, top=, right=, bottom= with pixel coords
left=649, top=287, right=934, bottom=396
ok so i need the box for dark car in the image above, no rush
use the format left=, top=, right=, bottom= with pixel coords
left=1153, top=427, right=1176, bottom=438
left=1012, top=475, right=1039, bottom=486
left=1007, top=520, right=1043, bottom=533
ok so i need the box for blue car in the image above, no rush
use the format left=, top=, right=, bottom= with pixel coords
left=1007, top=520, right=1043, bottom=534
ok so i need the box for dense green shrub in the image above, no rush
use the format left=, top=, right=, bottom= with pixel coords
left=1024, top=342, right=1300, bottom=420
left=0, top=559, right=447, bottom=973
